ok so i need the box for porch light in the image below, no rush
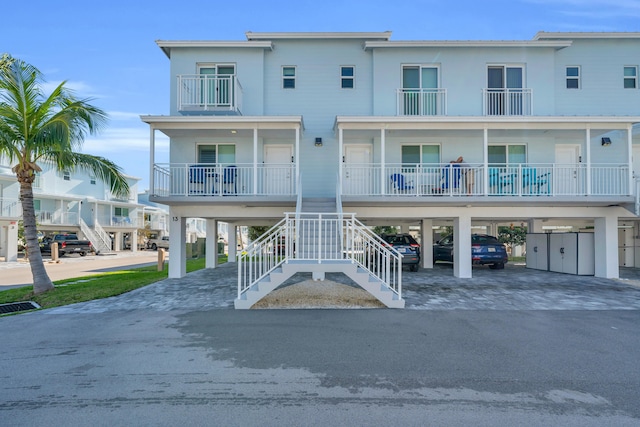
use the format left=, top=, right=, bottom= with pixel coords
left=315, top=137, right=323, bottom=147
left=601, top=137, right=612, bottom=146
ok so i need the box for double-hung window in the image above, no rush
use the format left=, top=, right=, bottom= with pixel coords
left=566, top=66, right=580, bottom=89
left=282, top=66, right=296, bottom=89
left=340, top=66, right=354, bottom=89
left=624, top=66, right=638, bottom=89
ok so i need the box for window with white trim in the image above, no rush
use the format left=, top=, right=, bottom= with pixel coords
left=282, top=66, right=296, bottom=89
left=488, top=145, right=526, bottom=165
left=197, top=144, right=236, bottom=164
left=90, top=175, right=96, bottom=185
left=340, top=66, right=354, bottom=89
left=624, top=66, right=637, bottom=89
left=566, top=66, right=580, bottom=89
left=401, top=144, right=440, bottom=166
left=62, top=170, right=70, bottom=181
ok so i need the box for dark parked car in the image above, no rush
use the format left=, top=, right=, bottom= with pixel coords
left=381, top=233, right=421, bottom=271
left=433, top=234, right=508, bottom=269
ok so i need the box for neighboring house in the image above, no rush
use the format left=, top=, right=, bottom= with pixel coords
left=0, top=159, right=19, bottom=261
left=142, top=31, right=640, bottom=306
left=0, top=154, right=143, bottom=258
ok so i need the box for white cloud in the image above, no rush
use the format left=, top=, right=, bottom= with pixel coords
left=41, top=80, right=103, bottom=98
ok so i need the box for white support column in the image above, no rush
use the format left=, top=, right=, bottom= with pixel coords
left=205, top=219, right=218, bottom=269
left=483, top=128, right=489, bottom=195
left=5, top=222, right=18, bottom=262
left=453, top=215, right=472, bottom=278
left=381, top=128, right=386, bottom=195
left=168, top=210, right=186, bottom=278
left=339, top=127, right=343, bottom=187
left=529, top=219, right=545, bottom=233
left=295, top=126, right=300, bottom=192
left=149, top=126, right=155, bottom=195
left=113, top=231, right=122, bottom=251
left=594, top=215, right=619, bottom=279
left=585, top=128, right=591, bottom=195
left=131, top=231, right=138, bottom=253
left=628, top=124, right=634, bottom=195
left=228, top=224, right=237, bottom=262
left=253, top=128, right=258, bottom=195
left=421, top=219, right=433, bottom=269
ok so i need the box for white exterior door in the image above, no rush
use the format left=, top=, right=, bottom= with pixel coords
left=264, top=145, right=293, bottom=194
left=343, top=144, right=373, bottom=195
left=555, top=144, right=580, bottom=194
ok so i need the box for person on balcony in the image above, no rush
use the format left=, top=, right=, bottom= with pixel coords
left=456, top=156, right=474, bottom=195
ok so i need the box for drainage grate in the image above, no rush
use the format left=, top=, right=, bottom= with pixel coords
left=0, top=301, right=41, bottom=314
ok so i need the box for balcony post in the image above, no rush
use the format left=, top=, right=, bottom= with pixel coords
left=338, top=127, right=343, bottom=193
left=585, top=128, right=591, bottom=195
left=253, top=128, right=258, bottom=195
left=628, top=124, right=634, bottom=195
left=381, top=128, right=386, bottom=195
left=483, top=128, right=489, bottom=195
left=149, top=126, right=155, bottom=195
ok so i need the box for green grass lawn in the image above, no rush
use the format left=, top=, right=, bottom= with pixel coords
left=0, top=256, right=227, bottom=312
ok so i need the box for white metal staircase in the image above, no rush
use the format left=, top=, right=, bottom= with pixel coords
left=235, top=210, right=405, bottom=309
left=80, top=218, right=113, bottom=254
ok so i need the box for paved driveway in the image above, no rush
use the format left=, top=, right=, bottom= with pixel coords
left=46, top=261, right=640, bottom=314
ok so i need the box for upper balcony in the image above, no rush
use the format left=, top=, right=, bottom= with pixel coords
left=177, top=74, right=243, bottom=115
left=396, top=88, right=533, bottom=117
left=483, top=88, right=532, bottom=116
left=0, top=198, right=21, bottom=219
left=396, top=89, right=447, bottom=116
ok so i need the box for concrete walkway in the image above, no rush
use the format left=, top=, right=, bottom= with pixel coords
left=44, top=261, right=640, bottom=314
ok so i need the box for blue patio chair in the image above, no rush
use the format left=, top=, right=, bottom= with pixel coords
left=440, top=163, right=461, bottom=191
left=223, top=165, right=237, bottom=194
left=189, top=164, right=206, bottom=194
left=489, top=167, right=517, bottom=195
left=390, top=173, right=414, bottom=193
left=522, top=167, right=551, bottom=194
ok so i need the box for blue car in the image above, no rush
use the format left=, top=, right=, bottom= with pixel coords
left=433, top=234, right=508, bottom=269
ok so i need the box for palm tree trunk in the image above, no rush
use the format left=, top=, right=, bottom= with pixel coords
left=20, top=180, right=54, bottom=294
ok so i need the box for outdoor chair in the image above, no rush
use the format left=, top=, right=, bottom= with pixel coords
left=440, top=163, right=461, bottom=193
left=390, top=173, right=414, bottom=193
left=189, top=164, right=206, bottom=194
left=489, top=167, right=517, bottom=195
left=522, top=167, right=551, bottom=194
left=223, top=165, right=237, bottom=194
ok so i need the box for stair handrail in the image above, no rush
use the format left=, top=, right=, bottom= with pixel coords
left=237, top=216, right=291, bottom=299
left=237, top=212, right=403, bottom=301
left=79, top=217, right=112, bottom=253
left=343, top=215, right=403, bottom=299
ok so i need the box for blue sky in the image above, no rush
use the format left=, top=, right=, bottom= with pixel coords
left=2, top=0, right=639, bottom=190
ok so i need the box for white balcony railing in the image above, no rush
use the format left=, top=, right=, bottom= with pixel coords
left=396, top=88, right=447, bottom=116
left=177, top=74, right=243, bottom=113
left=342, top=163, right=631, bottom=197
left=36, top=210, right=79, bottom=225
left=153, top=163, right=296, bottom=197
left=0, top=198, right=21, bottom=218
left=98, top=215, right=138, bottom=227
left=483, top=88, right=533, bottom=116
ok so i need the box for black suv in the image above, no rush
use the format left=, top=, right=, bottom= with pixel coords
left=381, top=233, right=421, bottom=271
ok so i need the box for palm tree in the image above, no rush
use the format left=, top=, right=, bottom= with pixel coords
left=0, top=57, right=130, bottom=295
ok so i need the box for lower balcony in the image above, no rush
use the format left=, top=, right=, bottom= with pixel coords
left=342, top=163, right=631, bottom=198
left=152, top=163, right=296, bottom=197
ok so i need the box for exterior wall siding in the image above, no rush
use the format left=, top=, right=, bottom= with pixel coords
left=554, top=39, right=640, bottom=116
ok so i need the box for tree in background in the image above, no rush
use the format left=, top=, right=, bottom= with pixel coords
left=372, top=226, right=398, bottom=236
left=498, top=225, right=527, bottom=256
left=0, top=57, right=129, bottom=294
